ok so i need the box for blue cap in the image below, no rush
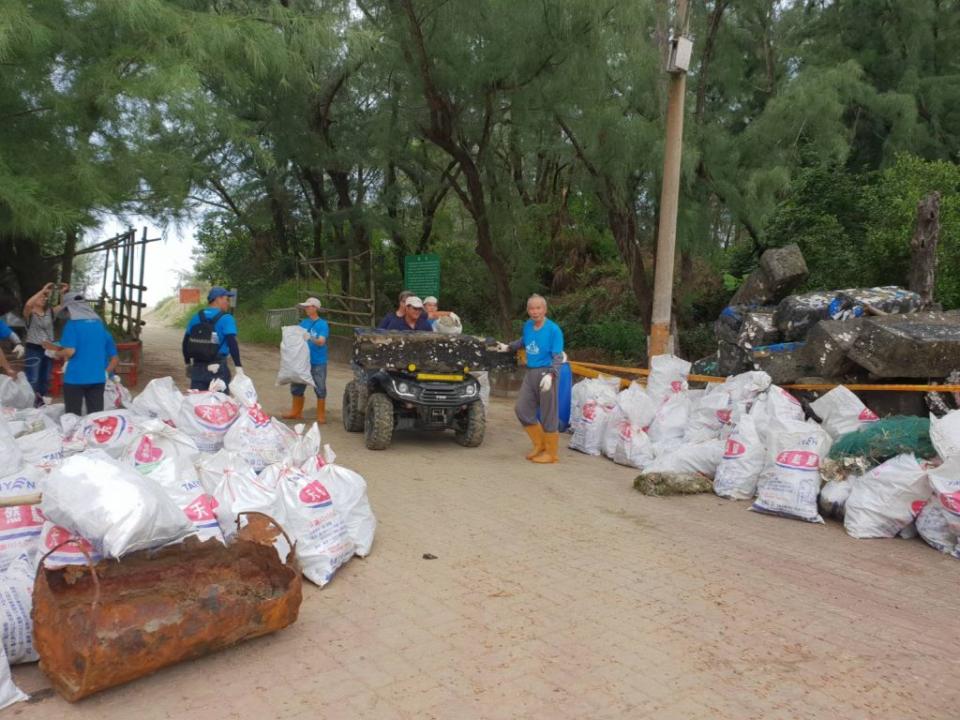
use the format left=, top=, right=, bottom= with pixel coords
left=207, top=287, right=236, bottom=303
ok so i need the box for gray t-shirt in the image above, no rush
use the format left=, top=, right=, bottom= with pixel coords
left=24, top=309, right=54, bottom=345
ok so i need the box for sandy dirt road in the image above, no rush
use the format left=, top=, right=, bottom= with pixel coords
left=10, top=322, right=960, bottom=719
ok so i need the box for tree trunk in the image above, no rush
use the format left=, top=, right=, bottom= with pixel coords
left=385, top=161, right=408, bottom=275
left=908, top=191, right=940, bottom=307
left=609, top=206, right=653, bottom=332
left=61, top=228, right=79, bottom=286
left=459, top=158, right=514, bottom=334
left=328, top=168, right=372, bottom=290
left=301, top=167, right=326, bottom=259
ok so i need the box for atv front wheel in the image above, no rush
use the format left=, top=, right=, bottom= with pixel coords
left=364, top=392, right=394, bottom=450
left=454, top=401, right=485, bottom=447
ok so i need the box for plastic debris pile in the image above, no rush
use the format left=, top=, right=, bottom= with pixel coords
left=569, top=355, right=960, bottom=557
left=0, top=370, right=376, bottom=709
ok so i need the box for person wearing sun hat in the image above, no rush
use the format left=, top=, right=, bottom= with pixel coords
left=281, top=297, right=330, bottom=422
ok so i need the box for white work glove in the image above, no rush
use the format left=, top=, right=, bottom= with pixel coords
left=11, top=344, right=24, bottom=360
left=209, top=378, right=227, bottom=393
left=539, top=373, right=553, bottom=392
left=207, top=363, right=221, bottom=373
left=234, top=367, right=245, bottom=377
left=494, top=342, right=510, bottom=352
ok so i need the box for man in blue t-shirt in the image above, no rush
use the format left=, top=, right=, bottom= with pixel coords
left=381, top=296, right=434, bottom=332
left=182, top=287, right=241, bottom=391
left=42, top=296, right=119, bottom=416
left=503, top=294, right=565, bottom=464
left=281, top=297, right=330, bottom=424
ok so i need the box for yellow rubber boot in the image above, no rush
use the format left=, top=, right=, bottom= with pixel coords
left=532, top=432, right=559, bottom=464
left=524, top=424, right=545, bottom=460
left=316, top=398, right=327, bottom=424
left=281, top=395, right=305, bottom=420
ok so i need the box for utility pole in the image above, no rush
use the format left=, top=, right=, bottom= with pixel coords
left=649, top=0, right=692, bottom=359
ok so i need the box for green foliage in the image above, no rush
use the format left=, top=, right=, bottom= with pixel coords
left=763, top=154, right=960, bottom=308
left=763, top=164, right=868, bottom=291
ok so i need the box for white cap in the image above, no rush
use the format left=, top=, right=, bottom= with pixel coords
left=297, top=297, right=322, bottom=309
left=405, top=296, right=424, bottom=308
left=423, top=296, right=438, bottom=305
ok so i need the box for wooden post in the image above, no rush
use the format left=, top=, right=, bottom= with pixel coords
left=908, top=191, right=940, bottom=307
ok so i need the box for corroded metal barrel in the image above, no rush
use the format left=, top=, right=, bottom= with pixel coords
left=33, top=528, right=302, bottom=702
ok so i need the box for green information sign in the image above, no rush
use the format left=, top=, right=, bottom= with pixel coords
left=404, top=253, right=441, bottom=299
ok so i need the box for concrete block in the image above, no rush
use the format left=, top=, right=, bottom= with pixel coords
left=759, top=243, right=808, bottom=298
left=729, top=269, right=773, bottom=307
left=729, top=244, right=809, bottom=307
left=774, top=290, right=838, bottom=341
left=847, top=312, right=960, bottom=378
left=737, top=308, right=780, bottom=349
left=718, top=341, right=751, bottom=376
left=751, top=342, right=808, bottom=384
left=801, top=319, right=863, bottom=378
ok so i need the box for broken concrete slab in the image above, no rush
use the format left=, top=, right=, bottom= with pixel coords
left=774, top=286, right=923, bottom=342
left=847, top=312, right=960, bottom=378
left=774, top=290, right=839, bottom=341
left=729, top=270, right=773, bottom=307
left=718, top=341, right=751, bottom=376
left=801, top=319, right=863, bottom=378
left=751, top=342, right=808, bottom=384
left=737, top=308, right=780, bottom=349
left=835, top=287, right=922, bottom=318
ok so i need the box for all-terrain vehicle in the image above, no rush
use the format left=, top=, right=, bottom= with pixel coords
left=342, top=330, right=513, bottom=450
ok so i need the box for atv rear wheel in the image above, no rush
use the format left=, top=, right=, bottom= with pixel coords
left=454, top=401, right=485, bottom=447
left=364, top=392, right=394, bottom=450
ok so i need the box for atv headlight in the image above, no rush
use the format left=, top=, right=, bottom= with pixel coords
left=465, top=384, right=477, bottom=396
left=391, top=379, right=416, bottom=397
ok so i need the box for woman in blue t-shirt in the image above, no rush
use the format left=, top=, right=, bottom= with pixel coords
left=504, top=294, right=565, bottom=464
left=42, top=295, right=119, bottom=416
left=281, top=297, right=330, bottom=423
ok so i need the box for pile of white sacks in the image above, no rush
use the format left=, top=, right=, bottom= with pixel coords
left=570, top=355, right=960, bottom=556
left=0, top=370, right=376, bottom=710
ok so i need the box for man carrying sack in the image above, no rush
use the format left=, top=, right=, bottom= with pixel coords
left=281, top=297, right=329, bottom=423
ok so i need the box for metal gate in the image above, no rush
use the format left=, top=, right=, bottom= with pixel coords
left=266, top=251, right=376, bottom=330
left=92, top=228, right=159, bottom=340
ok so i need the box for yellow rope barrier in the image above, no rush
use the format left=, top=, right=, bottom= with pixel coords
left=568, top=360, right=960, bottom=393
